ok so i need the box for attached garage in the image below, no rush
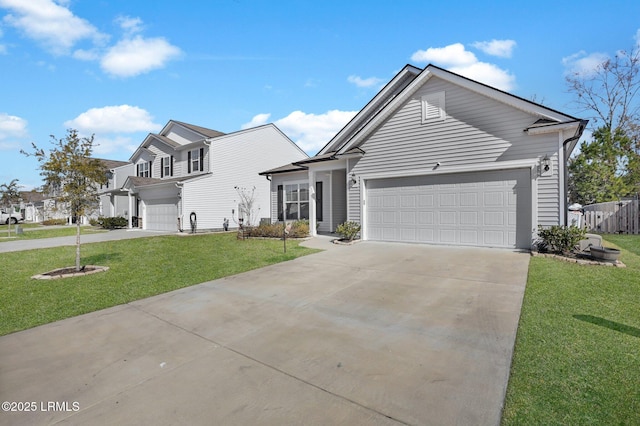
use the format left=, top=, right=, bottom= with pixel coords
left=365, top=169, right=532, bottom=249
left=145, top=198, right=178, bottom=232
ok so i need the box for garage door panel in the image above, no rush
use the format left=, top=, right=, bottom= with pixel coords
left=366, top=170, right=531, bottom=249
left=145, top=198, right=178, bottom=232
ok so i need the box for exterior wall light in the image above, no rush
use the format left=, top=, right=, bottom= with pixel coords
left=541, top=155, right=551, bottom=172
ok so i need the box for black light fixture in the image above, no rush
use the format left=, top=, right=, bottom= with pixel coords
left=541, top=155, right=551, bottom=172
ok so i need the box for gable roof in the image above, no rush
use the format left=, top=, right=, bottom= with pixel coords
left=330, top=64, right=586, bottom=156
left=169, top=120, right=226, bottom=139
left=318, top=64, right=421, bottom=155
left=97, top=158, right=130, bottom=170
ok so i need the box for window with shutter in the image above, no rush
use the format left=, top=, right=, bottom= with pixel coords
left=421, top=91, right=446, bottom=123
left=277, top=185, right=283, bottom=221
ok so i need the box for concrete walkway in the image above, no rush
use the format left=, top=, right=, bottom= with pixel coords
left=0, top=238, right=530, bottom=425
left=0, top=228, right=171, bottom=253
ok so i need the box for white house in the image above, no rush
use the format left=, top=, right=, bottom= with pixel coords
left=103, top=120, right=308, bottom=232
left=260, top=64, right=587, bottom=249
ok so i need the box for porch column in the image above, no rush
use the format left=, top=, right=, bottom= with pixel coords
left=309, top=170, right=317, bottom=236
left=127, top=191, right=134, bottom=229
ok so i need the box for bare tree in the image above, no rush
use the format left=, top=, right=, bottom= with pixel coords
left=233, top=186, right=260, bottom=227
left=567, top=46, right=640, bottom=199
left=566, top=47, right=640, bottom=133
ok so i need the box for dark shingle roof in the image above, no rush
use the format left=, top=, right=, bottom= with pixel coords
left=172, top=120, right=226, bottom=139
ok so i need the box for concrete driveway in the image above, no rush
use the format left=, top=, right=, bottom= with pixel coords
left=0, top=239, right=530, bottom=425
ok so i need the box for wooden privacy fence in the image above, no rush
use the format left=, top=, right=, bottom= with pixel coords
left=582, top=200, right=640, bottom=234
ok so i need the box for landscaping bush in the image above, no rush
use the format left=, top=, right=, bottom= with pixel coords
left=336, top=221, right=361, bottom=241
left=245, top=220, right=309, bottom=238
left=89, top=218, right=100, bottom=227
left=42, top=218, right=67, bottom=226
left=536, top=224, right=586, bottom=254
left=98, top=216, right=128, bottom=229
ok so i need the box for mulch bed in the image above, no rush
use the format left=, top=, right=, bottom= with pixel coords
left=531, top=251, right=625, bottom=267
left=32, top=265, right=109, bottom=280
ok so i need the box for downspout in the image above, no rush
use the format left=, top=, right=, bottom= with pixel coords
left=561, top=119, right=588, bottom=225
left=175, top=182, right=184, bottom=232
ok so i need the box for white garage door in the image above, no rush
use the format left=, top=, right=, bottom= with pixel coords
left=366, top=170, right=531, bottom=248
left=145, top=198, right=178, bottom=232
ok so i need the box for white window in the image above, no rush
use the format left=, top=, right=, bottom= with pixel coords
left=422, top=91, right=446, bottom=123
left=285, top=183, right=309, bottom=220
left=188, top=148, right=204, bottom=173
left=161, top=156, right=173, bottom=178
left=137, top=161, right=150, bottom=177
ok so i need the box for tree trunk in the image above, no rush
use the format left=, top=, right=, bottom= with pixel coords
left=75, top=220, right=81, bottom=271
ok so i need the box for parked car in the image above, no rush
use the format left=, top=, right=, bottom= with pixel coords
left=1, top=210, right=23, bottom=224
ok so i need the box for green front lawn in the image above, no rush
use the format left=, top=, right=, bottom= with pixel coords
left=502, top=235, right=640, bottom=425
left=0, top=233, right=319, bottom=336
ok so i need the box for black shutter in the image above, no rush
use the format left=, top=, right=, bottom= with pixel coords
left=170, top=156, right=174, bottom=176
left=149, top=161, right=152, bottom=178
left=277, top=185, right=283, bottom=221
left=199, top=147, right=204, bottom=171
left=160, top=158, right=164, bottom=178
left=188, top=151, right=191, bottom=173
left=316, top=181, right=323, bottom=221
left=136, top=164, right=140, bottom=176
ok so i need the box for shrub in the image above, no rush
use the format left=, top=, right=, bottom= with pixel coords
left=245, top=220, right=310, bottom=238
left=89, top=218, right=100, bottom=227
left=42, top=218, right=67, bottom=226
left=537, top=224, right=586, bottom=254
left=336, top=221, right=361, bottom=241
left=98, top=216, right=128, bottom=229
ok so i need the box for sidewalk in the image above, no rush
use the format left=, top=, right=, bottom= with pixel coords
left=0, top=229, right=170, bottom=253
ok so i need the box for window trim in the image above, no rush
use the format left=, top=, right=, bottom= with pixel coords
left=282, top=181, right=309, bottom=221
left=188, top=148, right=204, bottom=174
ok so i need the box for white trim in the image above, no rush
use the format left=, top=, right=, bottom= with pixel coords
left=329, top=170, right=334, bottom=231
left=309, top=171, right=317, bottom=236
left=305, top=158, right=347, bottom=172
left=357, top=159, right=538, bottom=181
left=359, top=163, right=539, bottom=247
left=558, top=131, right=566, bottom=226
left=525, top=121, right=581, bottom=135
left=421, top=91, right=446, bottom=123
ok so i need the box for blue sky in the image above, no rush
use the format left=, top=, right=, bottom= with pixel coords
left=1, top=0, right=639, bottom=190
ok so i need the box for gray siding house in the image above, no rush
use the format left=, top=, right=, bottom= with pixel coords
left=102, top=120, right=308, bottom=231
left=260, top=64, right=587, bottom=249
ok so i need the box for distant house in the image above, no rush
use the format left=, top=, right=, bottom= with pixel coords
left=103, top=120, right=307, bottom=232
left=260, top=64, right=587, bottom=249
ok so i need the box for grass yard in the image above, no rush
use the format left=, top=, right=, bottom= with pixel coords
left=502, top=235, right=640, bottom=425
left=0, top=232, right=319, bottom=336
left=0, top=225, right=106, bottom=241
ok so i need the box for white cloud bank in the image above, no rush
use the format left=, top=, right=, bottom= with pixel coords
left=0, top=112, right=28, bottom=150
left=0, top=1, right=181, bottom=77
left=65, top=105, right=161, bottom=155
left=243, top=110, right=357, bottom=154
left=411, top=41, right=516, bottom=91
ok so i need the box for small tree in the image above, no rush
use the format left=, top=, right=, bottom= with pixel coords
left=22, top=129, right=107, bottom=271
left=0, top=179, right=21, bottom=237
left=233, top=186, right=260, bottom=227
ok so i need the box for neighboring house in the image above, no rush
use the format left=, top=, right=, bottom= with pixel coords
left=19, top=190, right=46, bottom=222
left=105, top=120, right=307, bottom=232
left=260, top=64, right=587, bottom=249
left=97, top=159, right=134, bottom=220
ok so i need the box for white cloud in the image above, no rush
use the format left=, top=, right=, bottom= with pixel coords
left=115, top=15, right=144, bottom=36
left=64, top=105, right=161, bottom=134
left=241, top=113, right=271, bottom=129
left=471, top=39, right=516, bottom=58
left=347, top=75, right=384, bottom=88
left=0, top=112, right=27, bottom=139
left=0, top=0, right=106, bottom=55
left=244, top=110, right=357, bottom=154
left=562, top=50, right=609, bottom=76
left=100, top=35, right=182, bottom=77
left=411, top=43, right=477, bottom=67
left=411, top=42, right=516, bottom=91
left=91, top=135, right=139, bottom=156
